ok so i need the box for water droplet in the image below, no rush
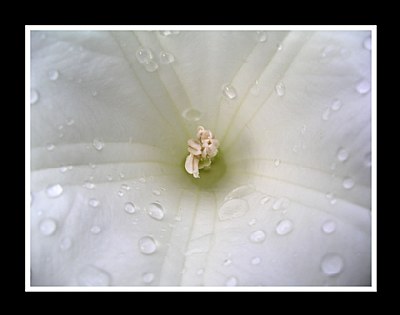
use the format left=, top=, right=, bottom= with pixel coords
left=260, top=195, right=272, bottom=205
left=60, top=237, right=72, bottom=250
left=223, top=258, right=232, bottom=266
left=77, top=265, right=111, bottom=286
left=275, top=81, right=285, bottom=96
left=274, top=159, right=281, bottom=167
left=249, top=230, right=266, bottom=243
left=48, top=69, right=59, bottom=81
left=121, top=183, right=131, bottom=191
left=46, top=143, right=55, bottom=151
left=158, top=30, right=180, bottom=37
left=275, top=219, right=294, bottom=235
left=218, top=199, right=248, bottom=221
left=152, top=189, right=161, bottom=196
left=322, top=220, right=336, bottom=234
left=248, top=218, right=257, bottom=226
left=144, top=60, right=159, bottom=72
left=331, top=99, right=342, bottom=111
left=66, top=118, right=75, bottom=126
left=117, top=190, right=125, bottom=197
left=92, top=138, right=105, bottom=151
left=31, top=89, right=39, bottom=105
left=181, top=108, right=203, bottom=122
left=59, top=165, right=72, bottom=173
left=364, top=152, right=372, bottom=167
left=136, top=47, right=153, bottom=64
left=89, top=198, right=100, bottom=208
left=39, top=219, right=57, bottom=236
left=196, top=268, right=204, bottom=275
left=356, top=79, right=371, bottom=94
left=83, top=181, right=96, bottom=189
left=320, top=253, right=344, bottom=276
left=147, top=202, right=165, bottom=220
left=222, top=84, right=237, bottom=100
left=46, top=184, right=63, bottom=198
left=90, top=226, right=101, bottom=234
left=124, top=202, right=137, bottom=214
left=325, top=192, right=334, bottom=199
left=138, top=236, right=157, bottom=254
left=322, top=107, right=331, bottom=121
left=363, top=36, right=371, bottom=51
left=224, top=185, right=255, bottom=201
left=142, top=272, right=155, bottom=284
left=255, top=31, right=268, bottom=43
left=276, top=43, right=283, bottom=51
left=251, top=257, right=261, bottom=265
left=225, top=276, right=238, bottom=286
left=272, top=197, right=290, bottom=210
left=250, top=80, right=260, bottom=96
left=337, top=147, right=349, bottom=162
left=342, top=177, right=355, bottom=190
left=159, top=51, right=175, bottom=64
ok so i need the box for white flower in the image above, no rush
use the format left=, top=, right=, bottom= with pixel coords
left=29, top=29, right=372, bottom=288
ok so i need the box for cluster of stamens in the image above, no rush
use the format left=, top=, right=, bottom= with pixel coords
left=185, top=126, right=219, bottom=178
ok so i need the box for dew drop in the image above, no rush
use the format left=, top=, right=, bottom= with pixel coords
left=255, top=31, right=268, bottom=43
left=223, top=258, right=232, bottom=266
left=181, top=108, right=203, bottom=122
left=276, top=43, right=283, bottom=51
left=147, top=202, right=165, bottom=220
left=342, top=177, right=355, bottom=190
left=274, top=159, right=281, bottom=167
left=59, top=165, right=72, bottom=173
left=251, top=257, right=261, bottom=265
left=83, top=181, right=96, bottom=189
left=222, top=84, right=237, bottom=100
left=260, top=195, right=272, bottom=205
left=331, top=99, right=342, bottom=111
left=322, top=220, right=336, bottom=234
left=90, top=226, right=101, bottom=234
left=39, top=219, right=57, bottom=236
left=364, top=152, right=372, bottom=167
left=248, top=218, right=257, bottom=226
left=356, top=79, right=371, bottom=94
left=144, top=60, right=159, bottom=72
left=152, top=189, right=161, bottom=196
left=142, top=272, right=155, bottom=284
left=363, top=36, right=371, bottom=51
left=124, top=202, right=137, bottom=214
left=88, top=198, right=100, bottom=208
left=121, top=183, right=131, bottom=191
left=320, top=253, right=344, bottom=276
left=275, top=219, right=294, bottom=235
left=46, top=143, right=55, bottom=151
left=138, top=236, right=157, bottom=254
left=60, top=237, right=72, bottom=250
left=77, top=265, right=111, bottom=286
left=117, top=190, right=125, bottom=197
left=92, top=138, right=105, bottom=151
left=46, top=184, right=63, bottom=198
left=322, top=107, right=331, bottom=121
left=136, top=47, right=153, bottom=64
left=218, top=199, right=248, bottom=221
left=224, top=185, right=255, bottom=201
left=249, top=230, right=266, bottom=243
left=275, top=81, right=285, bottom=96
left=272, top=197, right=290, bottom=210
left=48, top=69, right=59, bottom=81
left=225, top=276, right=238, bottom=287
left=337, top=147, right=349, bottom=162
left=31, top=89, right=39, bottom=105
left=159, top=51, right=175, bottom=64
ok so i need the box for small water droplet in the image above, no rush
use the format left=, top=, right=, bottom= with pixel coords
left=60, top=237, right=72, bottom=250
left=276, top=43, right=283, bottom=51
left=325, top=192, right=334, bottom=199
left=77, top=265, right=111, bottom=286
left=31, top=89, right=39, bottom=105
left=250, top=80, right=260, bottom=96
left=181, top=108, right=203, bottom=122
left=152, top=189, right=161, bottom=196
left=260, top=195, right=272, bottom=205
left=158, top=30, right=180, bottom=37
left=218, top=199, right=248, bottom=221
left=196, top=268, right=204, bottom=275
left=320, top=253, right=344, bottom=276
left=88, top=198, right=100, bottom=208
left=136, top=47, right=153, bottom=64
left=255, top=31, right=268, bottom=43
left=144, top=60, right=159, bottom=72
left=248, top=218, right=257, bottom=226
left=272, top=197, right=290, bottom=210
left=223, top=258, right=232, bottom=266
left=249, top=230, right=266, bottom=243
left=124, top=202, right=137, bottom=214
left=330, top=99, right=342, bottom=111
left=147, top=202, right=165, bottom=220
left=222, top=84, right=237, bottom=100
left=92, top=138, right=105, bottom=151
left=363, top=36, right=371, bottom=51
left=274, top=159, right=281, bottom=167
left=48, top=69, right=59, bottom=81
left=356, top=79, right=371, bottom=94
left=225, top=276, right=238, bottom=287
left=337, top=147, right=349, bottom=162
left=83, top=181, right=96, bottom=189
left=322, top=107, right=331, bottom=121
left=251, top=257, right=261, bottom=265
left=224, top=185, right=255, bottom=201
left=117, top=190, right=125, bottom=197
left=46, top=184, right=63, bottom=198
left=46, top=143, right=55, bottom=151
left=121, top=183, right=131, bottom=191
left=364, top=152, right=372, bottom=167
left=66, top=118, right=75, bottom=126
left=342, top=177, right=355, bottom=190
left=138, top=236, right=157, bottom=254
left=39, top=218, right=57, bottom=236
left=275, top=81, right=285, bottom=96
left=159, top=51, right=175, bottom=64
left=276, top=219, right=294, bottom=235
left=322, top=220, right=336, bottom=234
left=142, top=272, right=155, bottom=284
left=90, top=226, right=101, bottom=234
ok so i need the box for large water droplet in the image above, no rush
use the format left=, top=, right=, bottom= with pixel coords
left=222, top=84, right=237, bottom=100
left=48, top=69, right=59, bottom=81
left=342, top=177, right=355, bottom=190
left=364, top=152, right=372, bottom=167
left=77, top=265, right=111, bottom=286
left=275, top=81, right=285, bottom=96
left=147, top=202, right=165, bottom=220
left=89, top=198, right=100, bottom=208
left=255, top=31, right=268, bottom=43
left=182, top=108, right=203, bottom=122
left=144, top=60, right=159, bottom=72
left=92, top=138, right=105, bottom=151
left=363, top=36, right=371, bottom=51
left=136, top=47, right=153, bottom=64
left=39, top=219, right=57, bottom=236
left=218, top=199, right=248, bottom=221
left=142, top=272, right=155, bottom=284
left=124, top=202, right=137, bottom=214
left=224, top=185, right=255, bottom=201
left=159, top=51, right=175, bottom=64
left=322, top=220, right=336, bottom=234
left=320, top=253, right=344, bottom=276
left=251, top=257, right=261, bottom=265
left=46, top=184, right=63, bottom=198
left=356, top=79, right=371, bottom=94
left=90, top=226, right=101, bottom=234
left=138, top=236, right=157, bottom=254
left=272, top=197, right=290, bottom=210
left=31, top=89, right=39, bottom=105
left=249, top=230, right=266, bottom=243
left=275, top=219, right=294, bottom=235
left=60, top=237, right=72, bottom=250
left=225, top=276, right=238, bottom=286
left=337, top=147, right=349, bottom=162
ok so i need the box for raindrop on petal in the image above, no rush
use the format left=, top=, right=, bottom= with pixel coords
left=39, top=219, right=57, bottom=236
left=90, top=226, right=101, bottom=234
left=147, top=202, right=165, bottom=220
left=275, top=219, right=294, bottom=235
left=142, top=272, right=155, bottom=284
left=31, top=89, right=39, bottom=105
left=363, top=36, right=371, bottom=51
left=275, top=81, right=285, bottom=96
left=356, top=79, right=371, bottom=95
left=144, top=60, right=159, bottom=72
left=218, top=199, right=248, bottom=221
left=321, top=220, right=336, bottom=234
left=92, top=138, right=105, bottom=151
left=342, top=177, right=355, bottom=190
left=138, top=236, right=157, bottom=254
left=48, top=69, right=59, bottom=81
left=320, top=253, right=344, bottom=276
left=88, top=198, right=100, bottom=208
left=124, top=202, right=137, bottom=214
left=251, top=257, right=261, bottom=265
left=337, top=147, right=349, bottom=162
left=249, top=230, right=266, bottom=243
left=60, top=237, right=72, bottom=250
left=136, top=47, right=153, bottom=64
left=159, top=51, right=175, bottom=64
left=181, top=108, right=203, bottom=122
left=225, top=276, right=238, bottom=286
left=222, top=84, right=237, bottom=100
left=255, top=31, right=268, bottom=43
left=46, top=184, right=63, bottom=198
